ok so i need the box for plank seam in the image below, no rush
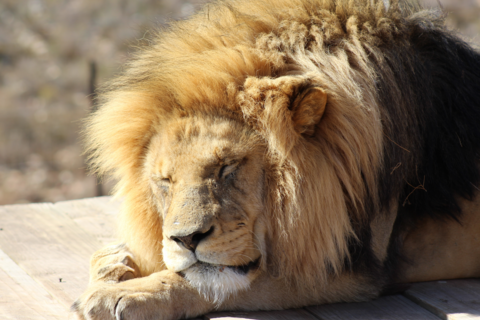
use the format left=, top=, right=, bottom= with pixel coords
left=303, top=306, right=326, bottom=320
left=403, top=291, right=448, bottom=320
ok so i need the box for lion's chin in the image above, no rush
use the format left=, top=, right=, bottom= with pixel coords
left=181, top=259, right=260, bottom=305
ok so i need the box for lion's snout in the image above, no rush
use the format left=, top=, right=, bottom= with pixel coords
left=170, top=226, right=214, bottom=251
left=163, top=184, right=219, bottom=252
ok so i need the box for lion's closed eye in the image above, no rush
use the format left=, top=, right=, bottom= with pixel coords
left=219, top=163, right=238, bottom=180
left=151, top=175, right=171, bottom=193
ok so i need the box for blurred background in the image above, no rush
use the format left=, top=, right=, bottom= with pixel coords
left=0, top=0, right=478, bottom=205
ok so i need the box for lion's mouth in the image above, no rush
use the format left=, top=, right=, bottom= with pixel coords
left=182, top=258, right=261, bottom=276
left=224, top=258, right=260, bottom=275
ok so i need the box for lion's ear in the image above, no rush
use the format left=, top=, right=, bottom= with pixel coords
left=291, top=86, right=327, bottom=136
left=238, top=75, right=327, bottom=156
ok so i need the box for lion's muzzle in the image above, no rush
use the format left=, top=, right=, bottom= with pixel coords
left=170, top=226, right=215, bottom=251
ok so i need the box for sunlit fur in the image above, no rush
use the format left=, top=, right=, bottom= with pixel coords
left=84, top=0, right=480, bottom=304
left=85, top=0, right=388, bottom=285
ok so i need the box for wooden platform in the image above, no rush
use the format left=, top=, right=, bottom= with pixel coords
left=0, top=197, right=479, bottom=320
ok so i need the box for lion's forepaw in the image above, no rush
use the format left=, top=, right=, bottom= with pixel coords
left=89, top=244, right=140, bottom=284
left=115, top=292, right=161, bottom=320
left=72, top=271, right=209, bottom=320
left=71, top=284, right=169, bottom=320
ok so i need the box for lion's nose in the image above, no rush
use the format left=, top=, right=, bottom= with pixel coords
left=170, top=226, right=214, bottom=251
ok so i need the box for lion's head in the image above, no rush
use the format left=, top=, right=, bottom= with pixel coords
left=146, top=116, right=267, bottom=302
left=84, top=0, right=480, bottom=304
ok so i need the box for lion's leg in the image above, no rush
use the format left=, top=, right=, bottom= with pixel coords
left=72, top=267, right=379, bottom=320
left=89, top=243, right=141, bottom=284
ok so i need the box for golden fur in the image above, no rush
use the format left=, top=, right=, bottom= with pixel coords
left=73, top=0, right=480, bottom=319
left=85, top=0, right=386, bottom=283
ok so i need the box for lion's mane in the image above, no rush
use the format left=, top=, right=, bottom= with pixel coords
left=85, top=0, right=480, bottom=288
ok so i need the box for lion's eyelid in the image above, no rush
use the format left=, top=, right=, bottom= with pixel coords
left=152, top=174, right=172, bottom=183
left=219, top=163, right=238, bottom=179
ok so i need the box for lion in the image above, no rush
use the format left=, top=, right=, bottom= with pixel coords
left=72, top=0, right=480, bottom=319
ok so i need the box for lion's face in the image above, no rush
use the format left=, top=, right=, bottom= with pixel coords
left=144, top=115, right=267, bottom=301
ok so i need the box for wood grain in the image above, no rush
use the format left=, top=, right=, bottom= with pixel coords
left=0, top=203, right=103, bottom=307
left=53, top=196, right=121, bottom=245
left=207, top=308, right=318, bottom=320
left=307, top=295, right=441, bottom=320
left=0, top=248, right=68, bottom=319
left=404, top=280, right=480, bottom=320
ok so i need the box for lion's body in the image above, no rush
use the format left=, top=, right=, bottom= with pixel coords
left=400, top=194, right=480, bottom=282
left=73, top=0, right=480, bottom=319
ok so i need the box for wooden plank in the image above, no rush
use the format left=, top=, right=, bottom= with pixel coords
left=0, top=248, right=68, bottom=319
left=307, top=295, right=441, bottom=320
left=404, top=280, right=480, bottom=320
left=207, top=308, right=318, bottom=320
left=0, top=203, right=104, bottom=307
left=53, top=196, right=121, bottom=245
